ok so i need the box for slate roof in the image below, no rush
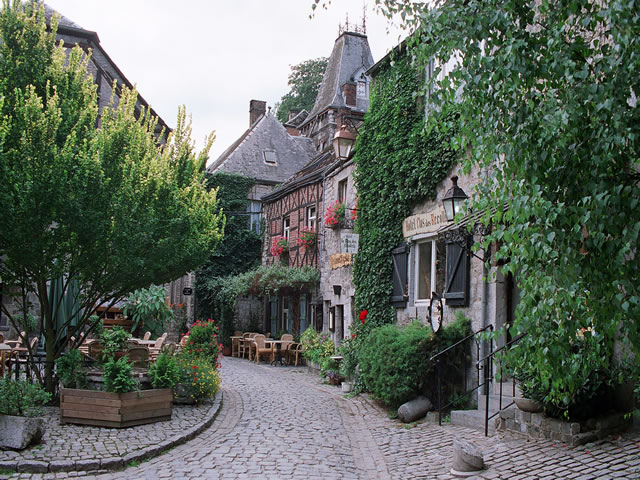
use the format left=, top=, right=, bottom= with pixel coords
left=300, top=31, right=374, bottom=128
left=283, top=109, right=309, bottom=129
left=207, top=112, right=315, bottom=186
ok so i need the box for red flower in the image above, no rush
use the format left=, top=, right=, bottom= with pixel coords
left=352, top=334, right=356, bottom=339
left=359, top=309, right=368, bottom=321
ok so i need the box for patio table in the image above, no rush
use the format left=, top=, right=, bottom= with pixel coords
left=264, top=340, right=287, bottom=366
left=230, top=336, right=243, bottom=357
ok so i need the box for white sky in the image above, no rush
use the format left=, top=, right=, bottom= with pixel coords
left=45, top=0, right=405, bottom=164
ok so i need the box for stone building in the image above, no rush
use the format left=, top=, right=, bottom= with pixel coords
left=261, top=29, right=374, bottom=340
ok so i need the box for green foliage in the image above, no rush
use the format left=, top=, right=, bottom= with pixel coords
left=99, top=326, right=130, bottom=362
left=371, top=0, right=640, bottom=414
left=275, top=57, right=328, bottom=123
left=176, top=356, right=221, bottom=403
left=0, top=1, right=224, bottom=393
left=0, top=377, right=51, bottom=417
left=358, top=321, right=434, bottom=408
left=123, top=285, right=174, bottom=337
left=182, top=319, right=222, bottom=362
left=55, top=349, right=88, bottom=389
left=102, top=356, right=138, bottom=393
left=352, top=52, right=458, bottom=329
left=300, top=327, right=334, bottom=365
left=148, top=352, right=182, bottom=389
left=338, top=336, right=358, bottom=381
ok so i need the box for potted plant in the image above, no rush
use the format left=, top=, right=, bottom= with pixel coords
left=270, top=235, right=290, bottom=257
left=99, top=325, right=131, bottom=362
left=60, top=355, right=173, bottom=428
left=0, top=377, right=51, bottom=450
left=297, top=227, right=316, bottom=248
left=324, top=200, right=346, bottom=228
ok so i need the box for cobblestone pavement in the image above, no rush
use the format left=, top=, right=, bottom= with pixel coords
left=6, top=356, right=640, bottom=479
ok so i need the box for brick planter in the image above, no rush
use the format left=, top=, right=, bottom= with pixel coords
left=60, top=388, right=172, bottom=428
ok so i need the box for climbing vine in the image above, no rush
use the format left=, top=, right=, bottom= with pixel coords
left=352, top=51, right=459, bottom=331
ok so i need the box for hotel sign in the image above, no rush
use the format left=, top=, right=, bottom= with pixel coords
left=402, top=207, right=450, bottom=239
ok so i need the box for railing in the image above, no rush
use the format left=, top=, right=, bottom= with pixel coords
left=476, top=332, right=525, bottom=435
left=430, top=325, right=493, bottom=426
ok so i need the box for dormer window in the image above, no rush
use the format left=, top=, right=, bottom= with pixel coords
left=357, top=80, right=367, bottom=98
left=263, top=150, right=277, bottom=165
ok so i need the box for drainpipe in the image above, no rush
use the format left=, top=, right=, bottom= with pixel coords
left=479, top=249, right=490, bottom=400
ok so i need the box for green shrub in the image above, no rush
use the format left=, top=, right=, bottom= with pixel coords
left=176, top=356, right=221, bottom=403
left=359, top=321, right=435, bottom=409
left=0, top=377, right=51, bottom=417
left=182, top=319, right=222, bottom=363
left=55, top=349, right=88, bottom=389
left=300, top=327, right=334, bottom=365
left=148, top=352, right=181, bottom=389
left=123, top=285, right=174, bottom=337
left=99, top=326, right=130, bottom=362
left=102, top=356, right=138, bottom=393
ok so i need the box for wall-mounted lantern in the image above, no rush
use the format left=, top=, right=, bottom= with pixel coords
left=333, top=125, right=356, bottom=160
left=442, top=176, right=468, bottom=222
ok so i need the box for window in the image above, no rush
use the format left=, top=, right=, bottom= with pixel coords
left=357, top=80, right=367, bottom=98
left=263, top=150, right=277, bottom=165
left=280, top=296, right=289, bottom=332
left=283, top=216, right=290, bottom=240
left=338, top=179, right=348, bottom=204
left=415, top=238, right=446, bottom=302
left=329, top=306, right=335, bottom=332
left=307, top=205, right=317, bottom=229
left=248, top=200, right=262, bottom=233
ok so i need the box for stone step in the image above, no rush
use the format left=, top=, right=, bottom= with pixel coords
left=478, top=393, right=517, bottom=412
left=450, top=408, right=498, bottom=434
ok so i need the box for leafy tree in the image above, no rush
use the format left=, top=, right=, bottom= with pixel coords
left=275, top=57, right=327, bottom=123
left=0, top=1, right=224, bottom=392
left=356, top=0, right=640, bottom=415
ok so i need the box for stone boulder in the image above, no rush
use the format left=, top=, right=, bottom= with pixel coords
left=451, top=437, right=484, bottom=475
left=0, top=415, right=45, bottom=450
left=397, top=396, right=433, bottom=423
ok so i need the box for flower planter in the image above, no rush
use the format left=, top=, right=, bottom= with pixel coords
left=514, top=396, right=543, bottom=413
left=60, top=387, right=173, bottom=428
left=341, top=381, right=352, bottom=393
left=0, top=415, right=45, bottom=450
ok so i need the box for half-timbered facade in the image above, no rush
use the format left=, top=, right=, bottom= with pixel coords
left=261, top=29, right=374, bottom=339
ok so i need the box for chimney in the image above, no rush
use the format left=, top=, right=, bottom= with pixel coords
left=249, top=100, right=267, bottom=126
left=342, top=82, right=356, bottom=107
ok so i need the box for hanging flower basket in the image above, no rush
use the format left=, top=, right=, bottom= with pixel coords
left=324, top=201, right=346, bottom=228
left=297, top=227, right=316, bottom=247
left=271, top=236, right=290, bottom=257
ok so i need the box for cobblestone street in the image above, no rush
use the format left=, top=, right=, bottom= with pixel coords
left=5, top=356, right=640, bottom=479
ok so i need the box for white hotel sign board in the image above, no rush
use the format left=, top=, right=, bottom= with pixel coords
left=402, top=207, right=450, bottom=239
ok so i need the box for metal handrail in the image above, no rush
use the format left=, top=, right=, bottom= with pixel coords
left=429, top=324, right=493, bottom=363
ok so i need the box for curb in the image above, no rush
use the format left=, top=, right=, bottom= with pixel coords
left=4, top=392, right=223, bottom=475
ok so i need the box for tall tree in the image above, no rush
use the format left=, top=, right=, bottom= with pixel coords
left=343, top=0, right=640, bottom=414
left=275, top=57, right=327, bottom=123
left=0, top=1, right=224, bottom=392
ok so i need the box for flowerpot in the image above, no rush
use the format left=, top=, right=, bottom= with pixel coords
left=0, top=415, right=45, bottom=450
left=341, top=382, right=352, bottom=393
left=222, top=345, right=232, bottom=356
left=60, top=387, right=173, bottom=427
left=514, top=397, right=543, bottom=413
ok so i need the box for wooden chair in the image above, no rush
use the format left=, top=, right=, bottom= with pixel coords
left=87, top=341, right=103, bottom=361
left=148, top=333, right=167, bottom=361
left=13, top=337, right=39, bottom=378
left=239, top=333, right=256, bottom=360
left=126, top=346, right=149, bottom=367
left=5, top=331, right=25, bottom=349
left=143, top=331, right=151, bottom=340
left=253, top=334, right=273, bottom=364
left=286, top=343, right=305, bottom=366
left=0, top=333, right=4, bottom=344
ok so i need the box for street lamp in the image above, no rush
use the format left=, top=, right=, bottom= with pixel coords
left=333, top=124, right=356, bottom=160
left=442, top=176, right=468, bottom=221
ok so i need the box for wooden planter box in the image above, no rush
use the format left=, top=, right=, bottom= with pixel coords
left=60, top=388, right=172, bottom=428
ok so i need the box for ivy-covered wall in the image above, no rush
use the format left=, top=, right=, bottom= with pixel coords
left=195, top=172, right=262, bottom=324
left=353, top=51, right=459, bottom=329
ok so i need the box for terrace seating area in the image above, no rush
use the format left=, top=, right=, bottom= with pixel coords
left=230, top=331, right=303, bottom=366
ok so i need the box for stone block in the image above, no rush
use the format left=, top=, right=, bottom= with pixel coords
left=452, top=437, right=485, bottom=473
left=49, top=460, right=75, bottom=472
left=0, top=415, right=44, bottom=451
left=397, top=396, right=433, bottom=423
left=100, top=457, right=124, bottom=470
left=500, top=408, right=515, bottom=420
left=531, top=413, right=544, bottom=426
left=75, top=459, right=101, bottom=471
left=515, top=409, right=531, bottom=424
left=17, top=460, right=48, bottom=473
left=0, top=460, right=17, bottom=471
left=425, top=411, right=440, bottom=423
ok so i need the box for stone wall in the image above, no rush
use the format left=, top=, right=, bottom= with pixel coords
left=499, top=407, right=633, bottom=446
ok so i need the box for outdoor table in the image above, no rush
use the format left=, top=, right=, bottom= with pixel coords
left=0, top=343, right=12, bottom=376
left=264, top=340, right=287, bottom=366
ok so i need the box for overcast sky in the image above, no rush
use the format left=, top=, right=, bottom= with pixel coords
left=45, top=1, right=405, bottom=165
